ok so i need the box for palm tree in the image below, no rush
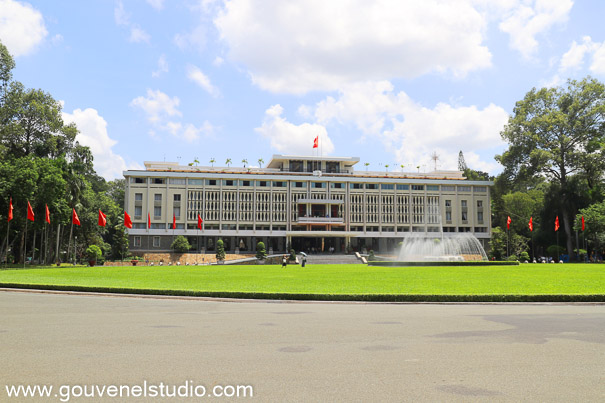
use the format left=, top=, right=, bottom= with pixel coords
left=258, top=158, right=264, bottom=168
left=226, top=158, right=232, bottom=167
left=241, top=159, right=248, bottom=167
left=210, top=158, right=215, bottom=167
left=194, top=157, right=199, bottom=166
left=385, top=164, right=390, bottom=172
left=364, top=162, right=370, bottom=171
left=400, top=164, right=405, bottom=172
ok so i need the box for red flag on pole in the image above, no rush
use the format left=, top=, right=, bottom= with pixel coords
left=528, top=216, right=533, bottom=232
left=313, top=136, right=318, bottom=148
left=27, top=201, right=35, bottom=221
left=147, top=212, right=151, bottom=229
left=506, top=216, right=511, bottom=230
left=98, top=210, right=107, bottom=227
left=554, top=216, right=560, bottom=232
left=197, top=214, right=203, bottom=230
left=124, top=211, right=133, bottom=229
left=581, top=216, right=585, bottom=231
left=172, top=214, right=176, bottom=230
left=45, top=204, right=50, bottom=224
left=72, top=208, right=81, bottom=226
left=8, top=198, right=13, bottom=222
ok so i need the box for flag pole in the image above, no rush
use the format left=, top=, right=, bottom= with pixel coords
left=23, top=218, right=28, bottom=268
left=556, top=231, right=559, bottom=262
left=67, top=219, right=73, bottom=266
left=3, top=221, right=9, bottom=267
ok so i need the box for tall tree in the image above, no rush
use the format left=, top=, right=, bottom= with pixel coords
left=496, top=77, right=605, bottom=258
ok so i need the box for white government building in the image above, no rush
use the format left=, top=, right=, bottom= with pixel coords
left=124, top=155, right=492, bottom=255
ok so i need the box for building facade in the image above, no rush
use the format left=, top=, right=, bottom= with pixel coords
left=124, top=155, right=492, bottom=254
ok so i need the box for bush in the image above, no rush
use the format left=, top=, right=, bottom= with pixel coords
left=256, top=241, right=266, bottom=260
left=520, top=251, right=530, bottom=262
left=85, top=245, right=102, bottom=262
left=368, top=250, right=375, bottom=260
left=170, top=235, right=191, bottom=253
left=546, top=245, right=565, bottom=258
left=216, top=239, right=226, bottom=261
left=507, top=254, right=518, bottom=262
left=289, top=248, right=296, bottom=261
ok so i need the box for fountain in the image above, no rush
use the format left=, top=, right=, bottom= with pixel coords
left=397, top=233, right=488, bottom=262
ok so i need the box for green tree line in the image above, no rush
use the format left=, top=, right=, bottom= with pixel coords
left=0, top=41, right=127, bottom=264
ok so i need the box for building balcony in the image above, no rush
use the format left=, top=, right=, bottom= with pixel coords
left=296, top=216, right=344, bottom=224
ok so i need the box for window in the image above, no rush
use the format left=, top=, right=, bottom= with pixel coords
left=273, top=181, right=287, bottom=188
left=461, top=212, right=468, bottom=221
left=240, top=180, right=252, bottom=187
left=477, top=211, right=483, bottom=222
left=152, top=178, right=165, bottom=184
left=294, top=182, right=306, bottom=188
left=132, top=223, right=146, bottom=229
left=458, top=186, right=471, bottom=192
left=477, top=200, right=483, bottom=208
left=381, top=184, right=394, bottom=190
left=427, top=185, right=439, bottom=191
left=258, top=181, right=269, bottom=187
left=474, top=227, right=488, bottom=233
left=173, top=207, right=181, bottom=218
left=151, top=223, right=165, bottom=229
left=412, top=185, right=424, bottom=191
left=331, top=183, right=344, bottom=189
left=473, top=186, right=487, bottom=192
left=311, top=182, right=325, bottom=188
left=326, top=161, right=340, bottom=173
left=134, top=206, right=142, bottom=218
left=188, top=179, right=203, bottom=186
left=445, top=200, right=451, bottom=207
left=366, top=184, right=378, bottom=190
left=135, top=193, right=143, bottom=201
left=154, top=206, right=161, bottom=217
left=131, top=177, right=146, bottom=184
left=441, top=185, right=455, bottom=192
left=307, top=161, right=321, bottom=172
left=169, top=178, right=185, bottom=185
left=206, top=179, right=217, bottom=186
left=224, top=180, right=235, bottom=186
left=350, top=183, right=364, bottom=189
left=134, top=236, right=141, bottom=247
left=461, top=200, right=467, bottom=207
left=173, top=194, right=181, bottom=202
left=290, top=160, right=304, bottom=172
left=154, top=194, right=162, bottom=202
left=153, top=237, right=161, bottom=247
left=396, top=184, right=409, bottom=190
left=446, top=211, right=452, bottom=221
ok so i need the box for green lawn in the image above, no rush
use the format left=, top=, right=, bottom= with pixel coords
left=0, top=263, right=603, bottom=296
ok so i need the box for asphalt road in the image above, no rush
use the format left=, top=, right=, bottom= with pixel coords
left=0, top=290, right=604, bottom=402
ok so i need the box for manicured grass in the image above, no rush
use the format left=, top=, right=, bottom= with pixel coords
left=0, top=263, right=603, bottom=297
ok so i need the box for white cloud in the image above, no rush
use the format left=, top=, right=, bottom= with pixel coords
left=498, top=0, right=573, bottom=59
left=146, top=0, right=164, bottom=10
left=152, top=54, right=169, bottom=77
left=62, top=108, right=136, bottom=179
left=114, top=0, right=129, bottom=26
left=129, top=26, right=151, bottom=43
left=0, top=0, right=47, bottom=57
left=130, top=89, right=213, bottom=142
left=186, top=64, right=219, bottom=96
left=555, top=35, right=605, bottom=76
left=307, top=81, right=509, bottom=172
left=130, top=89, right=182, bottom=123
left=255, top=105, right=334, bottom=155
left=214, top=0, right=492, bottom=93
left=213, top=56, right=224, bottom=67
left=174, top=25, right=207, bottom=52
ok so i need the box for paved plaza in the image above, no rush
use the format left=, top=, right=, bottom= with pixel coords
left=1, top=290, right=604, bottom=401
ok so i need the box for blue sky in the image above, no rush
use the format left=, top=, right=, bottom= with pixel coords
left=1, top=0, right=605, bottom=179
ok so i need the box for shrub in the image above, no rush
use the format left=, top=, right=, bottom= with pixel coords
left=507, top=254, right=518, bottom=262
left=289, top=248, right=296, bottom=261
left=520, top=251, right=530, bottom=262
left=85, top=245, right=102, bottom=262
left=546, top=245, right=565, bottom=258
left=368, top=250, right=375, bottom=260
left=216, top=239, right=226, bottom=261
left=256, top=241, right=266, bottom=260
left=171, top=235, right=191, bottom=253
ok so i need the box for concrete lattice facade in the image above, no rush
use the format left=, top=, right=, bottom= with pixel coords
left=123, top=155, right=492, bottom=254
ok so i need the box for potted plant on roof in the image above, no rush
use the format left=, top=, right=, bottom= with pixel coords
left=85, top=245, right=102, bottom=267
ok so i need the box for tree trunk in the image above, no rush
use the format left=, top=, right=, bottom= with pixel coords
left=562, top=208, right=574, bottom=261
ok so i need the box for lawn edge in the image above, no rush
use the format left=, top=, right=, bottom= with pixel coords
left=1, top=283, right=604, bottom=302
